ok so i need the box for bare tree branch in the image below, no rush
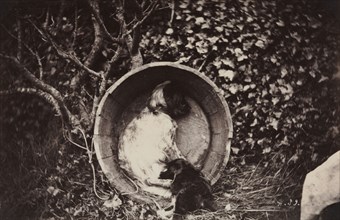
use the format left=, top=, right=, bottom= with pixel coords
left=0, top=53, right=75, bottom=128
left=87, top=0, right=121, bottom=44
left=116, top=0, right=143, bottom=69
left=85, top=15, right=103, bottom=68
left=102, top=46, right=123, bottom=95
left=90, top=45, right=124, bottom=126
left=0, top=88, right=62, bottom=116
left=71, top=3, right=78, bottom=49
left=70, top=10, right=104, bottom=90
left=48, top=34, right=102, bottom=78
left=29, top=20, right=102, bottom=78
left=16, top=17, right=22, bottom=61
left=169, top=0, right=175, bottom=24
left=125, top=0, right=159, bottom=36
left=1, top=24, right=44, bottom=79
left=29, top=19, right=101, bottom=78
left=129, top=0, right=143, bottom=55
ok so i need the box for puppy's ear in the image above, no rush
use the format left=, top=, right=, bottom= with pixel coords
left=172, top=159, right=187, bottom=175
left=163, top=82, right=191, bottom=119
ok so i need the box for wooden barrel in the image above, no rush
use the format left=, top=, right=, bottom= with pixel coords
left=93, top=62, right=233, bottom=202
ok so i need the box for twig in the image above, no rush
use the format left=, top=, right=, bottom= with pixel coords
left=83, top=130, right=110, bottom=200
left=198, top=51, right=213, bottom=72
left=71, top=3, right=78, bottom=49
left=0, top=88, right=62, bottom=116
left=0, top=53, right=74, bottom=128
left=91, top=45, right=123, bottom=120
left=125, top=0, right=159, bottom=36
left=101, top=45, right=123, bottom=95
left=16, top=17, right=22, bottom=61
left=87, top=0, right=120, bottom=43
left=238, top=186, right=274, bottom=195
left=29, top=19, right=102, bottom=78
left=64, top=133, right=87, bottom=151
left=85, top=14, right=103, bottom=68
left=169, top=0, right=175, bottom=25
left=0, top=53, right=62, bottom=102
left=43, top=7, right=50, bottom=29
left=67, top=127, right=110, bottom=200
left=116, top=0, right=143, bottom=69
left=127, top=0, right=143, bottom=55
left=243, top=160, right=263, bottom=185
left=233, top=208, right=291, bottom=212
left=121, top=171, right=140, bottom=196
left=1, top=24, right=44, bottom=79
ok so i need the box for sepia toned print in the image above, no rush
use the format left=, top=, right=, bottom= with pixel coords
left=0, top=0, right=339, bottom=219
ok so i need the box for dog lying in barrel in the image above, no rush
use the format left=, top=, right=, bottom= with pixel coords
left=157, top=158, right=217, bottom=219
left=118, top=81, right=191, bottom=197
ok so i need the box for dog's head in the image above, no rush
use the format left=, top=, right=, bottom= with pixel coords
left=159, top=158, right=196, bottom=180
left=148, top=81, right=191, bottom=119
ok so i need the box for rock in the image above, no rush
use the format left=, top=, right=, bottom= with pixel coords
left=300, top=151, right=340, bottom=220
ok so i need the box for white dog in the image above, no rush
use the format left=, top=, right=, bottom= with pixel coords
left=118, top=81, right=191, bottom=197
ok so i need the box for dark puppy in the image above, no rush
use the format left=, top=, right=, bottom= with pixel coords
left=162, top=82, right=191, bottom=119
left=159, top=159, right=216, bottom=218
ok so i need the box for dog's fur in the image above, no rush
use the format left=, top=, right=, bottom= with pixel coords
left=118, top=81, right=190, bottom=197
left=158, top=159, right=216, bottom=218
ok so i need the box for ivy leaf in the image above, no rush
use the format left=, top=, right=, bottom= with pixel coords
left=219, top=69, right=236, bottom=80
left=195, top=17, right=205, bottom=25
left=281, top=67, right=288, bottom=77
left=255, top=40, right=265, bottom=48
left=276, top=20, right=285, bottom=27
left=165, top=28, right=174, bottom=35
left=195, top=41, right=209, bottom=54
left=269, top=118, right=279, bottom=130
left=231, top=147, right=240, bottom=155
left=215, top=26, right=224, bottom=32
left=221, top=59, right=235, bottom=68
